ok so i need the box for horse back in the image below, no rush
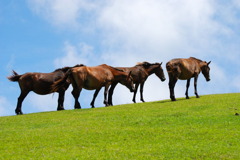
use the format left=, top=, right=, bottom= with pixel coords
left=18, top=72, right=65, bottom=94
left=167, top=58, right=201, bottom=80
left=71, top=65, right=113, bottom=90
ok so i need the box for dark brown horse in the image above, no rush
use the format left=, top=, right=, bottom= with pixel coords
left=7, top=65, right=83, bottom=115
left=51, top=64, right=135, bottom=109
left=166, top=57, right=211, bottom=101
left=108, top=62, right=166, bottom=105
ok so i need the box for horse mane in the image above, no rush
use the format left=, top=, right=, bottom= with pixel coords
left=72, top=64, right=85, bottom=68
left=54, top=67, right=69, bottom=72
left=136, top=61, right=150, bottom=66
left=136, top=62, right=161, bottom=68
left=54, top=64, right=85, bottom=72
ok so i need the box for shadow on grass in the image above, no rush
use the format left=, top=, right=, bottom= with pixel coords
left=153, top=97, right=199, bottom=104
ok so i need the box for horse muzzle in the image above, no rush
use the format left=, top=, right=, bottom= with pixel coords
left=130, top=88, right=135, bottom=92
left=130, top=87, right=135, bottom=92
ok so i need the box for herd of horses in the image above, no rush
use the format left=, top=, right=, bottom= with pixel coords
left=7, top=57, right=211, bottom=115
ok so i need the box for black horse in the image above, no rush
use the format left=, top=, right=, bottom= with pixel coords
left=7, top=65, right=84, bottom=115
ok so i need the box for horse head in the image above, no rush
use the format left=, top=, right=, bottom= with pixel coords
left=153, top=62, right=166, bottom=82
left=140, top=62, right=166, bottom=82
left=120, top=71, right=135, bottom=92
left=201, top=61, right=211, bottom=81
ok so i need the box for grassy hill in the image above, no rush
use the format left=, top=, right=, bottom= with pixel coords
left=0, top=93, right=240, bottom=159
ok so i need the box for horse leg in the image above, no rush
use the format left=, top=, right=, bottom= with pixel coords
left=16, top=91, right=29, bottom=115
left=140, top=82, right=145, bottom=102
left=194, top=76, right=200, bottom=98
left=57, top=91, right=65, bottom=111
left=185, top=79, right=191, bottom=99
left=132, top=83, right=139, bottom=103
left=108, top=83, right=117, bottom=106
left=91, top=88, right=101, bottom=108
left=71, top=87, right=81, bottom=109
left=103, top=85, right=111, bottom=107
left=169, top=77, right=177, bottom=101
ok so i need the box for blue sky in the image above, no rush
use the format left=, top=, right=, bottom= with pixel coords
left=0, top=0, right=240, bottom=116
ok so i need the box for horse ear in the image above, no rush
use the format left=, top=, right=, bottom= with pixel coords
left=207, top=61, right=211, bottom=65
left=160, top=62, right=163, bottom=65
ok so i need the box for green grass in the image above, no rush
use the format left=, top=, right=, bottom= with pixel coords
left=0, top=93, right=240, bottom=159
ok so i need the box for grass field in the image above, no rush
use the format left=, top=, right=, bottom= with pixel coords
left=0, top=93, right=240, bottom=159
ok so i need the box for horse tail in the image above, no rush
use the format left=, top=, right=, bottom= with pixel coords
left=51, top=69, right=72, bottom=92
left=51, top=65, right=84, bottom=92
left=166, top=62, right=179, bottom=73
left=7, top=70, right=22, bottom=82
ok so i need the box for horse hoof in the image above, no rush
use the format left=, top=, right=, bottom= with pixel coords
left=15, top=110, right=23, bottom=115
left=74, top=104, right=81, bottom=109
left=170, top=96, right=176, bottom=101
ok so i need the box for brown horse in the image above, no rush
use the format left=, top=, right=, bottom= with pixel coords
left=7, top=65, right=83, bottom=115
left=108, top=62, right=166, bottom=105
left=166, top=57, right=211, bottom=101
left=51, top=64, right=135, bottom=109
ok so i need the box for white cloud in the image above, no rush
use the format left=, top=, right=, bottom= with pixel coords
left=92, top=0, right=237, bottom=67
left=28, top=0, right=96, bottom=30
left=234, top=0, right=240, bottom=7
left=100, top=2, right=211, bottom=45
left=28, top=0, right=239, bottom=62
left=54, top=41, right=95, bottom=67
left=27, top=93, right=58, bottom=112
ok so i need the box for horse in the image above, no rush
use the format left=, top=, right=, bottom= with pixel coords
left=51, top=64, right=135, bottom=109
left=108, top=62, right=166, bottom=105
left=7, top=64, right=84, bottom=115
left=166, top=57, right=211, bottom=101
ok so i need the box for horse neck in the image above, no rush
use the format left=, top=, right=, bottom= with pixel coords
left=193, top=59, right=204, bottom=71
left=144, top=65, right=158, bottom=75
